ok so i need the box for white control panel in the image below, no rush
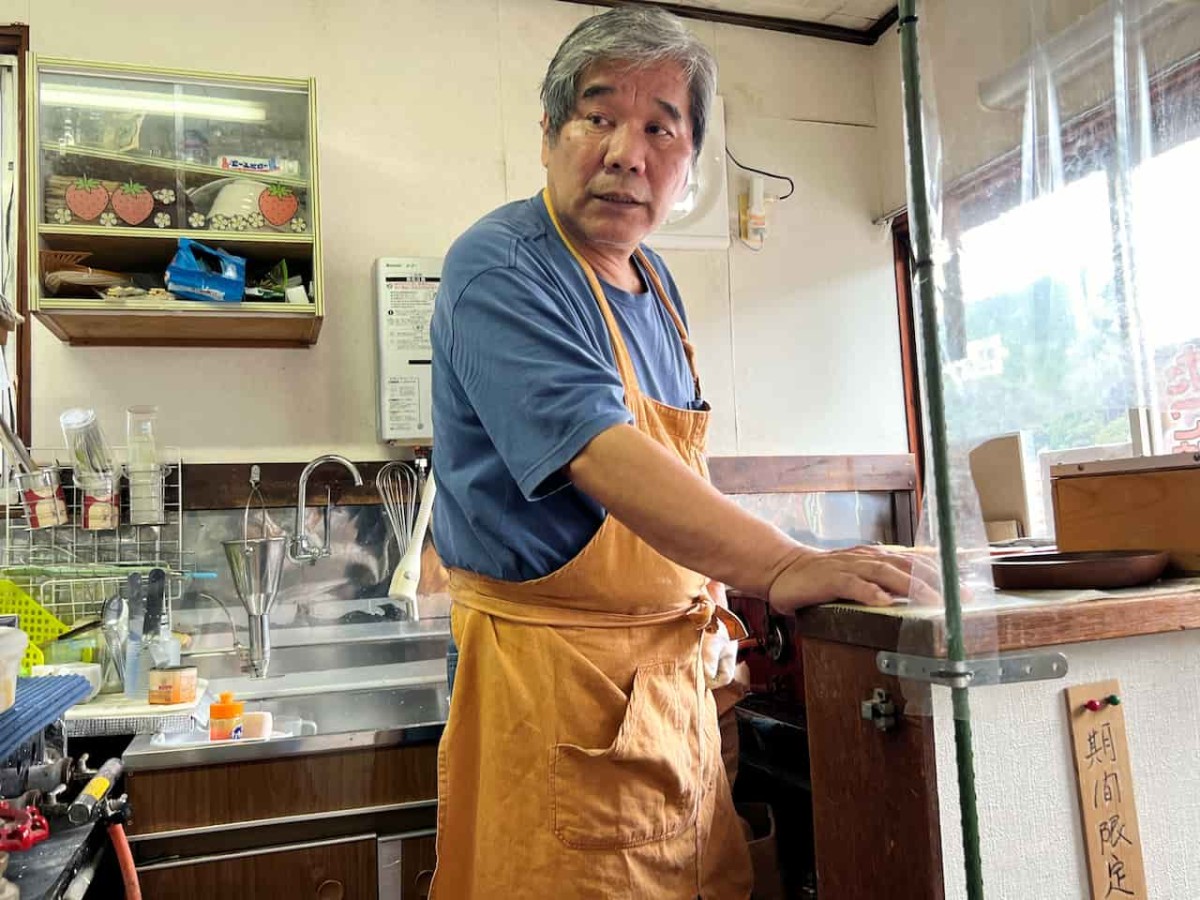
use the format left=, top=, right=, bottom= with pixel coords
left=375, top=256, right=442, bottom=444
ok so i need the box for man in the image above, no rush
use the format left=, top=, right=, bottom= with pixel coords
left=430, top=8, right=921, bottom=897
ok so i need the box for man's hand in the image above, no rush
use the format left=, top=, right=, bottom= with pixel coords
left=767, top=545, right=941, bottom=612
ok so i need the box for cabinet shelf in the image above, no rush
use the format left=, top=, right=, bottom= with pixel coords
left=33, top=302, right=321, bottom=348
left=40, top=223, right=313, bottom=246
left=40, top=226, right=314, bottom=276
left=39, top=142, right=309, bottom=188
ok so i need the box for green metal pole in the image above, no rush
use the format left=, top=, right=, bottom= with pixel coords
left=896, top=2, right=985, bottom=898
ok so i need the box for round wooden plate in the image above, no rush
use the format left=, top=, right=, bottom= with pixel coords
left=991, top=550, right=1170, bottom=591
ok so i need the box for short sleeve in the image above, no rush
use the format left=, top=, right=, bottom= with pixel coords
left=446, top=266, right=633, bottom=500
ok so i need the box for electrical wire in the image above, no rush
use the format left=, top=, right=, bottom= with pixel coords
left=725, top=147, right=795, bottom=200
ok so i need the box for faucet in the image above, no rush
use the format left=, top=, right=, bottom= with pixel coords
left=288, top=454, right=364, bottom=564
left=194, top=591, right=244, bottom=655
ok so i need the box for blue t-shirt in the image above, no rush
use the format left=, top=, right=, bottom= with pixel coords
left=431, top=193, right=702, bottom=582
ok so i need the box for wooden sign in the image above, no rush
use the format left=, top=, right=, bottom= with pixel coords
left=1065, top=679, right=1147, bottom=900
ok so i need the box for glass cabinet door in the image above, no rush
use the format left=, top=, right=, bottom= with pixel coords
left=37, top=65, right=310, bottom=236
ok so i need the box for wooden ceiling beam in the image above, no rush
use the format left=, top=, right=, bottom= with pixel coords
left=556, top=1, right=899, bottom=47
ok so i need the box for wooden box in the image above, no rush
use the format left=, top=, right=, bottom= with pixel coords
left=1051, top=453, right=1200, bottom=571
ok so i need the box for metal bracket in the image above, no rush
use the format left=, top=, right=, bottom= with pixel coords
left=876, top=650, right=1069, bottom=689
left=861, top=688, right=897, bottom=732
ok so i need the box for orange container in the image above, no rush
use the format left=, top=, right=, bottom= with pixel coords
left=209, top=691, right=244, bottom=741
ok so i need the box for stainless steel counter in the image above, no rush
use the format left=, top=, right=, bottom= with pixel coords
left=123, top=682, right=447, bottom=772
left=123, top=620, right=451, bottom=773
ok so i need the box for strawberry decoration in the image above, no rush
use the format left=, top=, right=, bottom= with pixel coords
left=258, top=183, right=299, bottom=227
left=110, top=181, right=154, bottom=226
left=64, top=177, right=109, bottom=222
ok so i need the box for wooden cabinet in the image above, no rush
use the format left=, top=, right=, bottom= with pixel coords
left=379, top=833, right=436, bottom=899
left=801, top=637, right=944, bottom=899
left=126, top=743, right=439, bottom=837
left=138, top=836, right=377, bottom=900
left=29, top=57, right=323, bottom=346
left=401, top=834, right=436, bottom=899
left=127, top=742, right=441, bottom=900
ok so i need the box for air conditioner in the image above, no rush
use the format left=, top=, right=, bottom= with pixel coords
left=645, top=95, right=730, bottom=251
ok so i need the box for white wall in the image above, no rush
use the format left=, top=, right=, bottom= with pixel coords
left=933, top=630, right=1200, bottom=899
left=13, top=0, right=907, bottom=461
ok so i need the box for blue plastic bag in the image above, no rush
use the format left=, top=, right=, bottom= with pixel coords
left=165, top=238, right=246, bottom=303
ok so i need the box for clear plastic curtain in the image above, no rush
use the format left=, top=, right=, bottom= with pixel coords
left=914, top=0, right=1200, bottom=551
left=900, top=0, right=1200, bottom=896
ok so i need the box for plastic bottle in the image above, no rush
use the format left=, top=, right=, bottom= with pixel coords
left=126, top=406, right=164, bottom=525
left=209, top=692, right=244, bottom=741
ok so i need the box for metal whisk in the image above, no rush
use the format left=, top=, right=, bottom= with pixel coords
left=376, top=461, right=418, bottom=555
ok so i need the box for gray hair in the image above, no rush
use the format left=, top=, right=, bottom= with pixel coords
left=540, top=6, right=717, bottom=159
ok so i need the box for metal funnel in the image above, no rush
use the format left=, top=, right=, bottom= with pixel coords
left=223, top=536, right=286, bottom=678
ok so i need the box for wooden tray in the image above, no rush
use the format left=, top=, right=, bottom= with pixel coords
left=991, top=550, right=1169, bottom=591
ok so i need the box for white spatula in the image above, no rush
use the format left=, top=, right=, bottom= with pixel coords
left=389, top=474, right=436, bottom=620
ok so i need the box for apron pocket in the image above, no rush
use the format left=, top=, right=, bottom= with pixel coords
left=551, top=661, right=697, bottom=849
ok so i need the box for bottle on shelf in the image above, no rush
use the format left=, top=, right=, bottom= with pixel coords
left=126, top=406, right=165, bottom=525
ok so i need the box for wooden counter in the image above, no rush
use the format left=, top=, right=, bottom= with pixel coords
left=793, top=583, right=1200, bottom=654
left=765, top=582, right=1200, bottom=900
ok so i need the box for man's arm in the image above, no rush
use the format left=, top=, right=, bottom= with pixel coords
left=566, top=424, right=928, bottom=610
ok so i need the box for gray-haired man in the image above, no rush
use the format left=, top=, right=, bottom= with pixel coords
left=430, top=7, right=918, bottom=897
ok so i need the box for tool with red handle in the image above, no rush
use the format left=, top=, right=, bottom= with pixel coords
left=0, top=801, right=49, bottom=852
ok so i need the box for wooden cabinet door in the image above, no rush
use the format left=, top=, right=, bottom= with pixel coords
left=803, top=638, right=944, bottom=899
left=378, top=832, right=436, bottom=898
left=138, top=836, right=377, bottom=900
left=400, top=834, right=436, bottom=898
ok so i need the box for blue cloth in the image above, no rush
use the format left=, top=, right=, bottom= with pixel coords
left=432, top=193, right=702, bottom=582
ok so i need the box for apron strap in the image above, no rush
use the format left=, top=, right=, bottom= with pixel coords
left=634, top=247, right=704, bottom=403
left=450, top=568, right=748, bottom=638
left=543, top=190, right=643, bottom=396
left=543, top=190, right=704, bottom=404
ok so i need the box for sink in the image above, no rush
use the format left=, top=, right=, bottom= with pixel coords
left=123, top=682, right=449, bottom=771
left=185, top=633, right=450, bottom=680
left=121, top=620, right=453, bottom=771
left=123, top=673, right=450, bottom=772
left=246, top=684, right=448, bottom=735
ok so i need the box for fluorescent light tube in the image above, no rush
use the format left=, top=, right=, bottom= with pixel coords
left=41, top=84, right=267, bottom=123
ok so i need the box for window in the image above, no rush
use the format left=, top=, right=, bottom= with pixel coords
left=895, top=50, right=1200, bottom=536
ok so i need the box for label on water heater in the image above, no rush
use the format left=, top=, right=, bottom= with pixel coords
left=375, top=257, right=442, bottom=443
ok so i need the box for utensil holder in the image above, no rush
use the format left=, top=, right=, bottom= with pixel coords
left=126, top=465, right=166, bottom=525
left=15, top=468, right=68, bottom=529
left=78, top=470, right=119, bottom=531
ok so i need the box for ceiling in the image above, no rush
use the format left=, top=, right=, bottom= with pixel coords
left=642, top=0, right=897, bottom=33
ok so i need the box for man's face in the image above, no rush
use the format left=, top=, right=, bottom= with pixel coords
left=542, top=59, right=695, bottom=253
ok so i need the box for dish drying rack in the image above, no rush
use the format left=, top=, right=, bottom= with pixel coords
left=2, top=447, right=189, bottom=625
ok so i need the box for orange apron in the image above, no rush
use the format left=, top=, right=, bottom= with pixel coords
left=429, top=191, right=753, bottom=899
